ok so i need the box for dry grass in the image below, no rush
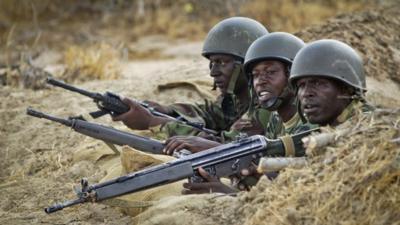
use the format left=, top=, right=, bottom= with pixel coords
left=61, top=42, right=121, bottom=82
left=239, top=108, right=400, bottom=225
left=241, top=0, right=369, bottom=32
left=0, top=0, right=379, bottom=55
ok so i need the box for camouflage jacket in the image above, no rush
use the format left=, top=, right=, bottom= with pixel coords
left=160, top=94, right=250, bottom=138
left=219, top=107, right=271, bottom=143
left=331, top=100, right=373, bottom=127
left=263, top=111, right=317, bottom=139
left=222, top=100, right=316, bottom=143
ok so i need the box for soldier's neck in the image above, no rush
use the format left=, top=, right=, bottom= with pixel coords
left=277, top=97, right=297, bottom=123
left=235, top=87, right=250, bottom=104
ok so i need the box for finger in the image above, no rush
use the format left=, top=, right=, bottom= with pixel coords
left=182, top=183, right=214, bottom=195
left=241, top=163, right=258, bottom=176
left=164, top=139, right=182, bottom=155
left=198, top=167, right=218, bottom=182
left=163, top=137, right=176, bottom=147
left=174, top=143, right=191, bottom=153
left=182, top=189, right=210, bottom=195
left=163, top=138, right=177, bottom=155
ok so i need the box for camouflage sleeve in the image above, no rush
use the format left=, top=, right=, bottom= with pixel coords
left=168, top=99, right=232, bottom=131
left=220, top=108, right=272, bottom=143
left=160, top=95, right=247, bottom=138
left=263, top=112, right=285, bottom=139
left=159, top=121, right=202, bottom=138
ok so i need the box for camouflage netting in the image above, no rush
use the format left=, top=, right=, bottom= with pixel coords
left=136, top=107, right=400, bottom=225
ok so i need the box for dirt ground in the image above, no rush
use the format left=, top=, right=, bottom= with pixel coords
left=1, top=3, right=400, bottom=225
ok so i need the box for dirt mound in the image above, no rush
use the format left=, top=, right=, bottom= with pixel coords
left=296, top=3, right=400, bottom=85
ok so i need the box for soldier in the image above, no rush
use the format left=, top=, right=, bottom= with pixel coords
left=243, top=32, right=315, bottom=138
left=289, top=39, right=370, bottom=126
left=113, top=17, right=269, bottom=139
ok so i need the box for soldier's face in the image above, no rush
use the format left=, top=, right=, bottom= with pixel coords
left=209, top=54, right=237, bottom=94
left=251, top=61, right=288, bottom=105
left=296, top=77, right=349, bottom=126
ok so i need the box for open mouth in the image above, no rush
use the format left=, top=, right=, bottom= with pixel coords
left=303, top=103, right=319, bottom=114
left=215, top=81, right=224, bottom=89
left=257, top=91, right=273, bottom=102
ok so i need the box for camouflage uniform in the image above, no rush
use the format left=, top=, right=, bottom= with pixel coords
left=160, top=93, right=250, bottom=138
left=219, top=106, right=271, bottom=143
left=331, top=100, right=373, bottom=126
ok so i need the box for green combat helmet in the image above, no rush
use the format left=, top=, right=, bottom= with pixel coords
left=244, top=32, right=305, bottom=110
left=202, top=17, right=268, bottom=60
left=202, top=17, right=269, bottom=117
left=289, top=39, right=366, bottom=97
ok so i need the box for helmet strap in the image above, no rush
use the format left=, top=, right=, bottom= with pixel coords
left=226, top=62, right=242, bottom=95
left=221, top=63, right=246, bottom=119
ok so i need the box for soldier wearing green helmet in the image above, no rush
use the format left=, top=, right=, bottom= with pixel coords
left=289, top=39, right=371, bottom=127
left=242, top=32, right=316, bottom=140
left=112, top=17, right=269, bottom=145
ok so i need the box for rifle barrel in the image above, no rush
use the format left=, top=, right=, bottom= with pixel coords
left=27, top=108, right=72, bottom=126
left=46, top=77, right=97, bottom=99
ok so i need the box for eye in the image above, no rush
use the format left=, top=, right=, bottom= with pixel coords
left=210, top=60, right=228, bottom=67
left=266, top=70, right=277, bottom=76
left=312, top=80, right=322, bottom=87
left=296, top=81, right=304, bottom=88
left=251, top=70, right=259, bottom=78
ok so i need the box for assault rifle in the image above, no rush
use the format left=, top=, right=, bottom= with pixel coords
left=27, top=108, right=166, bottom=155
left=44, top=128, right=317, bottom=213
left=46, top=77, right=217, bottom=135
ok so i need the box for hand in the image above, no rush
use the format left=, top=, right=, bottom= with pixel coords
left=240, top=162, right=259, bottom=177
left=230, top=118, right=252, bottom=131
left=241, top=162, right=279, bottom=180
left=163, top=136, right=221, bottom=155
left=112, top=98, right=170, bottom=130
left=182, top=168, right=237, bottom=194
left=227, top=163, right=262, bottom=191
left=231, top=118, right=264, bottom=136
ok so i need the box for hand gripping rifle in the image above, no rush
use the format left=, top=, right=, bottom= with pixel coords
left=46, top=77, right=217, bottom=135
left=44, top=128, right=317, bottom=213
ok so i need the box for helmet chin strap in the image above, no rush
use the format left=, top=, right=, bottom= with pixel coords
left=260, top=96, right=283, bottom=111
left=260, top=82, right=293, bottom=111
left=221, top=63, right=244, bottom=118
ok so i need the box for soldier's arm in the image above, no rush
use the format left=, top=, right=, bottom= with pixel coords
left=112, top=97, right=173, bottom=130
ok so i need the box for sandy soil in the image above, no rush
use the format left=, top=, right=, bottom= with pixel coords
left=1, top=3, right=400, bottom=225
